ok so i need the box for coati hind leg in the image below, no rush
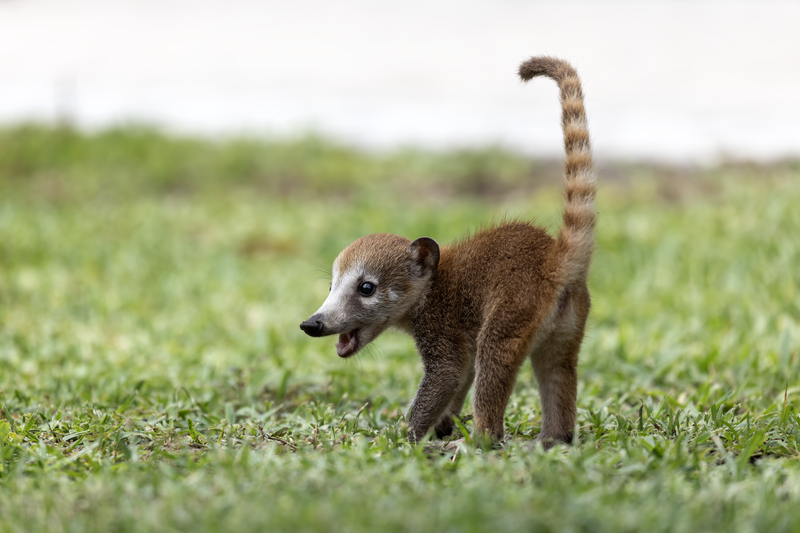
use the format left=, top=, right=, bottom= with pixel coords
left=529, top=284, right=590, bottom=448
left=473, top=320, right=539, bottom=443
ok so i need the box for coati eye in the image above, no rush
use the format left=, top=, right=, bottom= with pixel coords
left=358, top=281, right=376, bottom=296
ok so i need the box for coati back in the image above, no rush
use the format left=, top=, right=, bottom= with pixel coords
left=301, top=56, right=595, bottom=448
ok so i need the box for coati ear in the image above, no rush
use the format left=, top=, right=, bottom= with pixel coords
left=407, top=237, right=440, bottom=279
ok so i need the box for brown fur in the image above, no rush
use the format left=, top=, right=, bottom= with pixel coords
left=300, top=56, right=595, bottom=449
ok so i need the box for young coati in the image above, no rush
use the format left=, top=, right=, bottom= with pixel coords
left=300, top=56, right=595, bottom=449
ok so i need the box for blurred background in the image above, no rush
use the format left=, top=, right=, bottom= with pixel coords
left=2, top=0, right=799, bottom=163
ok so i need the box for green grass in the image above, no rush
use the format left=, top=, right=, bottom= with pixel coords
left=1, top=125, right=799, bottom=532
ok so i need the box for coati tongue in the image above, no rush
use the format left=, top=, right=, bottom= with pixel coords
left=336, top=330, right=358, bottom=357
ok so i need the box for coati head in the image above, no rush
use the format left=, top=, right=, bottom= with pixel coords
left=300, top=233, right=439, bottom=358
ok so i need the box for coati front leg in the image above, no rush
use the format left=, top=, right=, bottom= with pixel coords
left=432, top=364, right=475, bottom=438
left=406, top=341, right=471, bottom=442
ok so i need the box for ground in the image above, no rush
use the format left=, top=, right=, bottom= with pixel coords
left=0, top=125, right=799, bottom=532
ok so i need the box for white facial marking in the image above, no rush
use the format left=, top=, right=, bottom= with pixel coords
left=315, top=265, right=362, bottom=324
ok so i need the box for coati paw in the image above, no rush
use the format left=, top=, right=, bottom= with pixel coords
left=533, top=432, right=574, bottom=450
left=434, top=420, right=455, bottom=439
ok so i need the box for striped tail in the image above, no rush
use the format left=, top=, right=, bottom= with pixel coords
left=519, top=56, right=596, bottom=285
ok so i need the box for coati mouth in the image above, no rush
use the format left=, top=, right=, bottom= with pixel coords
left=336, top=329, right=359, bottom=358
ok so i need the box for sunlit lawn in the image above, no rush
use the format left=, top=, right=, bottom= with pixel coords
left=0, top=126, right=799, bottom=532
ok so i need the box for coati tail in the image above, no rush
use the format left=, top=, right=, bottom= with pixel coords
left=519, top=56, right=596, bottom=285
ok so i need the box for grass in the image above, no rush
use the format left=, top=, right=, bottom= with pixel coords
left=0, top=124, right=799, bottom=532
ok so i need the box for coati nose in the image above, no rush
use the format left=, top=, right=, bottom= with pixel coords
left=299, top=315, right=325, bottom=337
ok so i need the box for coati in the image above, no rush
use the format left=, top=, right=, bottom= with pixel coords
left=300, top=56, right=595, bottom=449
